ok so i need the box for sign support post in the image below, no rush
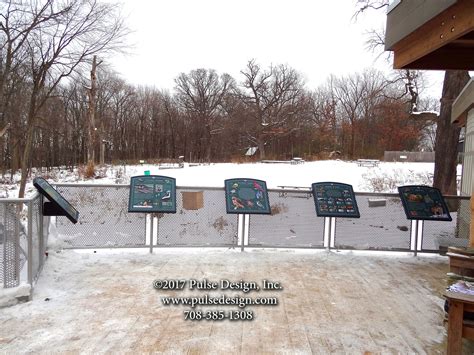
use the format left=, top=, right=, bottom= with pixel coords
left=224, top=178, right=271, bottom=252
left=398, top=185, right=452, bottom=255
left=128, top=175, right=176, bottom=253
left=311, top=182, right=360, bottom=250
left=240, top=214, right=245, bottom=252
left=149, top=214, right=154, bottom=254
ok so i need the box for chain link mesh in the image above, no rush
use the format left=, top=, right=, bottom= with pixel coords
left=248, top=190, right=325, bottom=248
left=50, top=184, right=471, bottom=253
left=421, top=196, right=471, bottom=251
left=1, top=202, right=21, bottom=287
left=155, top=188, right=237, bottom=246
left=334, top=194, right=411, bottom=250
left=55, top=185, right=146, bottom=247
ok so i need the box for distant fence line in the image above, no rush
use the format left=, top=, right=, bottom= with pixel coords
left=384, top=151, right=435, bottom=162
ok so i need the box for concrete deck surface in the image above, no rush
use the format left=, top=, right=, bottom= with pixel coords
left=0, top=248, right=472, bottom=354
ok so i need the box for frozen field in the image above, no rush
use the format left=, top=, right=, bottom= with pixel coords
left=6, top=160, right=454, bottom=198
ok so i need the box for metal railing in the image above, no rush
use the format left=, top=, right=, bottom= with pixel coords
left=53, top=183, right=471, bottom=254
left=55, top=184, right=238, bottom=249
left=1, top=193, right=49, bottom=289
left=2, top=183, right=470, bottom=289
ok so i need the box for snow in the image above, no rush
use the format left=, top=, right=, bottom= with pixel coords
left=1, top=160, right=458, bottom=198
left=0, top=160, right=466, bottom=351
left=116, top=161, right=441, bottom=191
left=0, top=248, right=454, bottom=352
left=0, top=283, right=31, bottom=308
left=411, top=110, right=440, bottom=116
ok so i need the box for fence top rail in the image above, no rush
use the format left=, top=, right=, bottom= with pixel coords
left=0, top=191, right=39, bottom=203
left=53, top=182, right=225, bottom=191
left=50, top=183, right=471, bottom=200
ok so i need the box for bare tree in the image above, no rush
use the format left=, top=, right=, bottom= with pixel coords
left=354, top=0, right=471, bottom=194
left=306, top=82, right=339, bottom=154
left=239, top=60, right=306, bottom=159
left=175, top=68, right=234, bottom=161
left=0, top=0, right=128, bottom=197
left=333, top=69, right=389, bottom=158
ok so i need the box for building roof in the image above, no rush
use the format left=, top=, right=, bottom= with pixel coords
left=385, top=0, right=474, bottom=70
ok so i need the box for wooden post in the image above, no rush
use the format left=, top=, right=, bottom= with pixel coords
left=470, top=192, right=474, bottom=248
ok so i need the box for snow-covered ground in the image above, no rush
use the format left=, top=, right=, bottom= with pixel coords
left=1, top=160, right=461, bottom=198
left=0, top=160, right=467, bottom=352
left=0, top=248, right=455, bottom=353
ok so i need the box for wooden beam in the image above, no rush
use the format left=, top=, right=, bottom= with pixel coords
left=401, top=43, right=474, bottom=70
left=392, top=0, right=474, bottom=69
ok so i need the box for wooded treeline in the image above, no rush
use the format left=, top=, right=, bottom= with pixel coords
left=1, top=60, right=437, bottom=170
left=1, top=0, right=438, bottom=190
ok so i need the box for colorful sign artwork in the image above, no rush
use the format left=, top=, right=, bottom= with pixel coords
left=398, top=185, right=452, bottom=221
left=33, top=177, right=79, bottom=224
left=311, top=182, right=360, bottom=218
left=224, top=178, right=271, bottom=214
left=128, top=175, right=176, bottom=213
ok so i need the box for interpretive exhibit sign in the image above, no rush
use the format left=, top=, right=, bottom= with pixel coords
left=128, top=175, right=176, bottom=213
left=311, top=182, right=360, bottom=218
left=33, top=177, right=79, bottom=224
left=224, top=178, right=271, bottom=214
left=398, top=185, right=452, bottom=221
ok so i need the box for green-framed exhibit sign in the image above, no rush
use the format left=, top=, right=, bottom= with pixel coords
left=224, top=178, right=271, bottom=214
left=128, top=175, right=176, bottom=213
left=311, top=182, right=360, bottom=218
left=398, top=185, right=452, bottom=221
left=33, top=177, right=79, bottom=224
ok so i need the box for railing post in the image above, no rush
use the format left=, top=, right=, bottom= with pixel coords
left=27, top=200, right=33, bottom=285
left=38, top=195, right=44, bottom=268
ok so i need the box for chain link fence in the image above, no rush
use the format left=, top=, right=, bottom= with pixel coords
left=0, top=201, right=21, bottom=288
left=153, top=187, right=237, bottom=247
left=1, top=194, right=48, bottom=289
left=55, top=184, right=146, bottom=248
left=28, top=195, right=50, bottom=283
left=334, top=193, right=411, bottom=251
left=1, top=183, right=469, bottom=292
left=248, top=189, right=325, bottom=248
left=55, top=185, right=237, bottom=248
left=52, top=183, right=471, bottom=254
left=421, top=196, right=471, bottom=252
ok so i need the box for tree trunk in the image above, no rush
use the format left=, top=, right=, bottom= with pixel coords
left=205, top=129, right=212, bottom=163
left=258, top=140, right=266, bottom=160
left=433, top=70, right=471, bottom=195
left=350, top=120, right=356, bottom=159
left=87, top=56, right=98, bottom=164
left=18, top=105, right=37, bottom=198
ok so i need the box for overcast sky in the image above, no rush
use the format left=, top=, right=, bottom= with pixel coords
left=109, top=0, right=445, bottom=98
